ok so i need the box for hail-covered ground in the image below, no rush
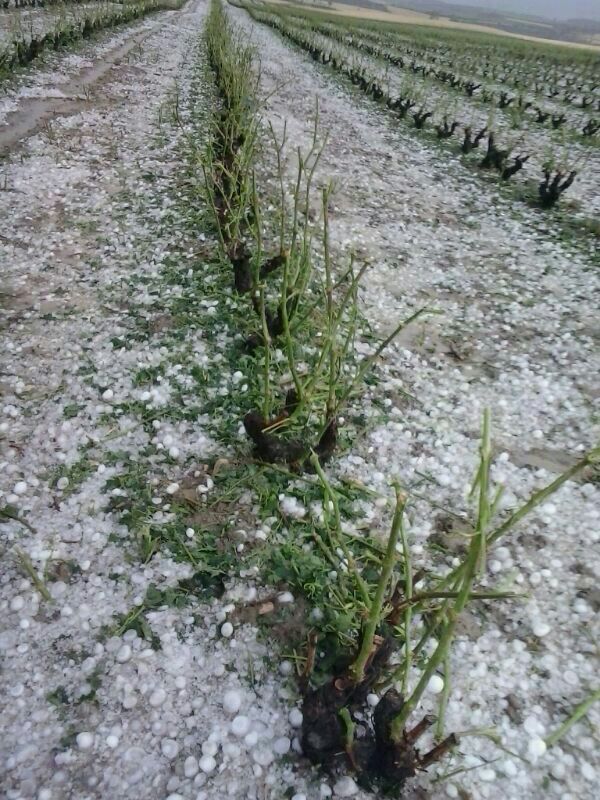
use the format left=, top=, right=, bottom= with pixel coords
left=230, top=6, right=600, bottom=799
left=1, top=2, right=328, bottom=799
left=1, top=1, right=598, bottom=799
left=0, top=3, right=123, bottom=48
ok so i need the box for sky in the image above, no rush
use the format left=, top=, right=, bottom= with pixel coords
left=418, top=1, right=600, bottom=21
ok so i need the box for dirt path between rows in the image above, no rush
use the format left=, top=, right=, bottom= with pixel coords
left=0, top=1, right=198, bottom=154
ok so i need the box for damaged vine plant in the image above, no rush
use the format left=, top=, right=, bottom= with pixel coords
left=239, top=133, right=429, bottom=471
left=295, top=413, right=599, bottom=794
left=204, top=1, right=427, bottom=472
left=203, top=0, right=261, bottom=270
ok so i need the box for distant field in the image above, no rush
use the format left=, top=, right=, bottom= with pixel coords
left=504, top=16, right=553, bottom=29
left=266, top=0, right=600, bottom=50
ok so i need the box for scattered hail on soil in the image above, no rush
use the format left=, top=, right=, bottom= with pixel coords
left=0, top=10, right=165, bottom=127
left=0, top=2, right=360, bottom=798
left=229, top=5, right=599, bottom=799
left=0, top=3, right=123, bottom=47
left=1, top=1, right=598, bottom=799
left=262, top=17, right=600, bottom=219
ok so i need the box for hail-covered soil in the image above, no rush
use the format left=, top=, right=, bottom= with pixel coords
left=0, top=2, right=349, bottom=799
left=275, top=18, right=600, bottom=217
left=229, top=5, right=600, bottom=800
left=0, top=7, right=169, bottom=134
left=0, top=3, right=121, bottom=47
left=1, top=1, right=598, bottom=799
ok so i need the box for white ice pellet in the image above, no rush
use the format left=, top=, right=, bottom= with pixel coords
left=102, top=389, right=114, bottom=401
left=273, top=736, right=291, bottom=755
left=524, top=716, right=544, bottom=736
left=13, top=481, right=28, bottom=495
left=221, top=622, right=234, bottom=638
left=279, top=495, right=306, bottom=519
left=76, top=732, right=94, bottom=751
left=581, top=762, right=596, bottom=781
left=551, top=761, right=566, bottom=779
left=116, top=644, right=132, bottom=663
left=252, top=747, right=274, bottom=766
left=161, top=738, right=179, bottom=760
left=495, top=546, right=511, bottom=561
left=528, top=737, right=547, bottom=758
left=231, top=716, right=250, bottom=737
left=279, top=660, right=293, bottom=676
left=223, top=742, right=240, bottom=760
left=10, top=596, right=25, bottom=612
left=503, top=759, right=518, bottom=777
left=563, top=670, right=578, bottom=686
left=150, top=688, right=167, bottom=707
left=289, top=708, right=303, bottom=728
left=333, top=776, right=358, bottom=796
left=533, top=621, right=551, bottom=637
left=223, top=689, right=242, bottom=714
left=427, top=675, right=444, bottom=694
left=106, top=735, right=119, bottom=749
left=199, top=754, right=216, bottom=774
left=57, top=477, right=69, bottom=490
left=183, top=756, right=199, bottom=778
left=201, top=741, right=218, bottom=757
left=244, top=731, right=259, bottom=747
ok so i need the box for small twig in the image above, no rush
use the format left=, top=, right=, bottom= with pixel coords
left=1, top=507, right=37, bottom=535
left=300, top=631, right=318, bottom=691
left=545, top=688, right=600, bottom=748
left=339, top=707, right=358, bottom=770
left=13, top=548, right=52, bottom=602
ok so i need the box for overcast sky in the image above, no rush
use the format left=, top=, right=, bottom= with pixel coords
left=430, top=1, right=600, bottom=21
